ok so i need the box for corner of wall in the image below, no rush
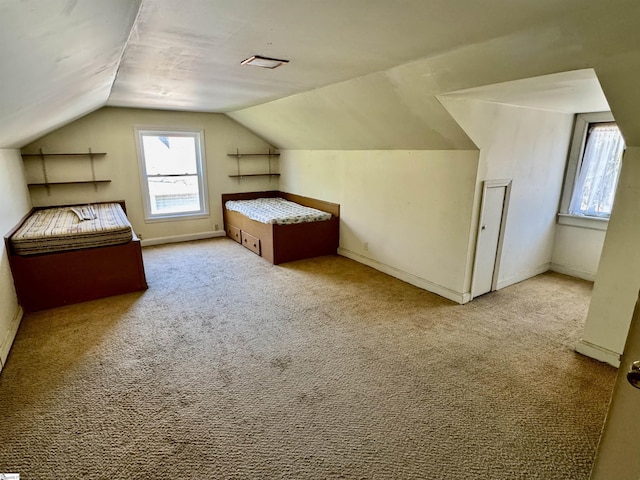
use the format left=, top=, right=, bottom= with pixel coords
left=0, top=306, right=23, bottom=373
left=338, top=247, right=467, bottom=304
left=495, top=262, right=551, bottom=290
left=575, top=339, right=621, bottom=368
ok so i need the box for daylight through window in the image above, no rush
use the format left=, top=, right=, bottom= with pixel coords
left=568, top=123, right=625, bottom=218
left=136, top=129, right=208, bottom=220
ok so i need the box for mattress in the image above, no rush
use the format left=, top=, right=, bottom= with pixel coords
left=11, top=203, right=134, bottom=255
left=225, top=197, right=332, bottom=225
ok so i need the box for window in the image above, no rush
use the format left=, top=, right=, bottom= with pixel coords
left=568, top=123, right=625, bottom=217
left=136, top=128, right=208, bottom=220
left=559, top=112, right=625, bottom=227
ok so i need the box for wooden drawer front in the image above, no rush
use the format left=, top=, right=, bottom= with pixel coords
left=241, top=231, right=261, bottom=255
left=227, top=224, right=241, bottom=243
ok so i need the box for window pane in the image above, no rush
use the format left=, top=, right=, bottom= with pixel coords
left=147, top=175, right=201, bottom=215
left=141, top=135, right=197, bottom=175
left=569, top=124, right=625, bottom=217
left=137, top=129, right=208, bottom=219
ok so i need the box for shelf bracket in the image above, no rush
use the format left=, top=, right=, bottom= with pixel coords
left=89, top=147, right=98, bottom=192
left=39, top=148, right=50, bottom=196
left=236, top=148, right=241, bottom=182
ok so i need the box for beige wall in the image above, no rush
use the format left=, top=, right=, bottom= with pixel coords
left=551, top=224, right=606, bottom=281
left=276, top=98, right=583, bottom=304
left=439, top=97, right=574, bottom=293
left=0, top=149, right=32, bottom=371
left=279, top=150, right=479, bottom=302
left=226, top=4, right=640, bottom=373
left=21, top=107, right=277, bottom=242
left=580, top=147, right=640, bottom=360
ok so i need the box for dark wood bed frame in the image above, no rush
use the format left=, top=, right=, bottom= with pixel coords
left=221, top=191, right=340, bottom=265
left=4, top=201, right=148, bottom=313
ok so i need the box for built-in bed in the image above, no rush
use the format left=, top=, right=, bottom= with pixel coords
left=4, top=201, right=148, bottom=312
left=221, top=191, right=340, bottom=264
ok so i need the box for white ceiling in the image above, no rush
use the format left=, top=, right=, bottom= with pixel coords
left=0, top=0, right=140, bottom=148
left=440, top=69, right=610, bottom=114
left=0, top=0, right=629, bottom=149
left=106, top=0, right=587, bottom=113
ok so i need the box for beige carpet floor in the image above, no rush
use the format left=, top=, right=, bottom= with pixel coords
left=0, top=238, right=615, bottom=479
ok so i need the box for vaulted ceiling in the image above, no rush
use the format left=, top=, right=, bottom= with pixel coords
left=1, top=0, right=639, bottom=149
left=105, top=0, right=587, bottom=113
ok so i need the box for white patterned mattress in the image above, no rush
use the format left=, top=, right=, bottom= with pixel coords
left=225, top=197, right=332, bottom=225
left=11, top=203, right=134, bottom=255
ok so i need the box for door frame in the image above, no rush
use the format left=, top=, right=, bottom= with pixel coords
left=471, top=179, right=512, bottom=299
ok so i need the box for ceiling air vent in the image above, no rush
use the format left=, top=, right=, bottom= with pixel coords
left=241, top=55, right=289, bottom=69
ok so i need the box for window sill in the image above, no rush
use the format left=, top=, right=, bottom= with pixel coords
left=144, top=212, right=209, bottom=223
left=557, top=213, right=608, bottom=231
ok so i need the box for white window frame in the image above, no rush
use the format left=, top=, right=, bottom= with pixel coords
left=135, top=127, right=209, bottom=222
left=558, top=112, right=619, bottom=231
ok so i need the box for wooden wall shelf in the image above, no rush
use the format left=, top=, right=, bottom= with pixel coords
left=228, top=174, right=281, bottom=178
left=28, top=180, right=112, bottom=186
left=22, top=152, right=107, bottom=157
left=228, top=149, right=280, bottom=180
left=21, top=148, right=110, bottom=194
left=226, top=153, right=280, bottom=158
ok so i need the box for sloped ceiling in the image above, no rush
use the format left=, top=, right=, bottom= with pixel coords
left=439, top=69, right=610, bottom=115
left=106, top=0, right=586, bottom=113
left=0, top=0, right=141, bottom=148
left=229, top=1, right=640, bottom=149
left=230, top=67, right=611, bottom=151
left=2, top=0, right=640, bottom=149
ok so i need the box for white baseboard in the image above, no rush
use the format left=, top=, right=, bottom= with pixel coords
left=495, top=262, right=551, bottom=290
left=141, top=230, right=226, bottom=247
left=575, top=339, right=621, bottom=367
left=338, top=247, right=467, bottom=304
left=0, top=306, right=23, bottom=372
left=549, top=263, right=596, bottom=282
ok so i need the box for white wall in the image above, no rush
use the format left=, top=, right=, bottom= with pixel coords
left=438, top=97, right=574, bottom=293
left=225, top=4, right=640, bottom=372
left=577, top=147, right=640, bottom=365
left=21, top=107, right=277, bottom=244
left=279, top=150, right=479, bottom=303
left=0, top=149, right=32, bottom=372
left=278, top=100, right=577, bottom=304
left=551, top=224, right=606, bottom=281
